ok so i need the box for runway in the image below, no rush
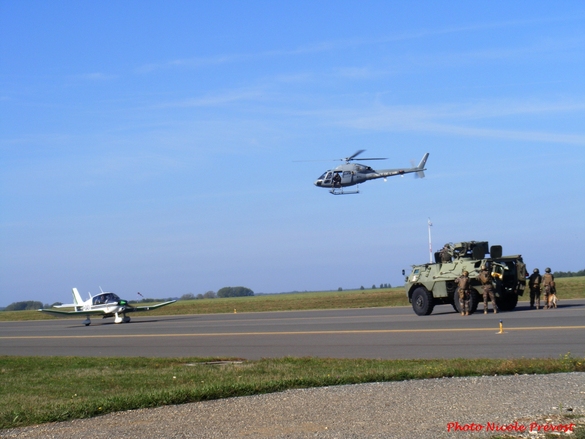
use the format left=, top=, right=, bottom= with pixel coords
left=1, top=300, right=584, bottom=359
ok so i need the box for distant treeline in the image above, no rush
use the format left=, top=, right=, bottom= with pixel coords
left=179, top=286, right=254, bottom=300
left=554, top=269, right=585, bottom=278
left=4, top=301, right=45, bottom=311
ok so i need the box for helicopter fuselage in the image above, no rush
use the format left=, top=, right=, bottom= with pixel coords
left=314, top=163, right=372, bottom=188
left=311, top=151, right=428, bottom=195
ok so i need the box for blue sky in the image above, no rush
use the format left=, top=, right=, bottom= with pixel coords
left=1, top=1, right=584, bottom=306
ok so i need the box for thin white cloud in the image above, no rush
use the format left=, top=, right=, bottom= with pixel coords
left=147, top=87, right=270, bottom=109
left=135, top=14, right=585, bottom=75
left=75, top=72, right=118, bottom=81
left=326, top=100, right=585, bottom=145
left=135, top=54, right=247, bottom=73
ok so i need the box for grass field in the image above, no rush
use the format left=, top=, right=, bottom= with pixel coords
left=1, top=276, right=584, bottom=322
left=1, top=355, right=584, bottom=429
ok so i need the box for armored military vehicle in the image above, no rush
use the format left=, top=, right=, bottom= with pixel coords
left=404, top=241, right=527, bottom=316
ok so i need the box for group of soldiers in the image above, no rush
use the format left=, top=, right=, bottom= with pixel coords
left=528, top=267, right=557, bottom=309
left=455, top=265, right=498, bottom=316
left=455, top=265, right=557, bottom=316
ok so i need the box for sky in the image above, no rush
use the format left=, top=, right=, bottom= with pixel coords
left=1, top=1, right=584, bottom=307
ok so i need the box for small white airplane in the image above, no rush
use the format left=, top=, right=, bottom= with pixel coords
left=39, top=288, right=176, bottom=326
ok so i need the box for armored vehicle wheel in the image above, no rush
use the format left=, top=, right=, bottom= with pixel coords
left=411, top=287, right=434, bottom=316
left=496, top=294, right=518, bottom=311
left=452, top=288, right=480, bottom=315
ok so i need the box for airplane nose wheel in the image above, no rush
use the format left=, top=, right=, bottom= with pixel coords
left=122, top=315, right=131, bottom=323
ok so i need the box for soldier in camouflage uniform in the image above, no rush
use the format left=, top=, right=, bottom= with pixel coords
left=440, top=244, right=452, bottom=263
left=456, top=270, right=471, bottom=316
left=478, top=265, right=498, bottom=314
left=542, top=267, right=555, bottom=309
left=528, top=268, right=542, bottom=309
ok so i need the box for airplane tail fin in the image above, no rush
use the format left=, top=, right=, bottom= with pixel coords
left=416, top=153, right=429, bottom=178
left=72, top=288, right=84, bottom=306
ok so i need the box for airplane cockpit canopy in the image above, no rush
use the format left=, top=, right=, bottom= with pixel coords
left=92, top=293, right=121, bottom=305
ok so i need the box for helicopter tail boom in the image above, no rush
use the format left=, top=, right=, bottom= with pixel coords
left=366, top=152, right=429, bottom=181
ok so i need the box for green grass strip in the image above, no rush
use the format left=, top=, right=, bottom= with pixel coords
left=1, top=355, right=584, bottom=429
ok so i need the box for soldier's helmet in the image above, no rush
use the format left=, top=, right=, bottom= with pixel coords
left=545, top=267, right=551, bottom=273
left=463, top=270, right=469, bottom=276
left=533, top=268, right=539, bottom=274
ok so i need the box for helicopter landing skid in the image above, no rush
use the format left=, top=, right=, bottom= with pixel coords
left=330, top=186, right=359, bottom=195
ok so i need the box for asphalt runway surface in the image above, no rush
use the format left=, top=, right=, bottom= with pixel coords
left=1, top=300, right=584, bottom=359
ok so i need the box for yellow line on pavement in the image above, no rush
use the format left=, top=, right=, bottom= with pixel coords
left=2, top=326, right=585, bottom=339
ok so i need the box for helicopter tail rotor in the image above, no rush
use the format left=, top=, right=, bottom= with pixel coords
left=410, top=159, right=426, bottom=178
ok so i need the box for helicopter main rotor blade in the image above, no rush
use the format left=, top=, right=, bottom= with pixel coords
left=346, top=149, right=366, bottom=161
left=292, top=159, right=336, bottom=162
left=343, top=150, right=387, bottom=162
left=353, top=157, right=387, bottom=161
left=295, top=149, right=387, bottom=163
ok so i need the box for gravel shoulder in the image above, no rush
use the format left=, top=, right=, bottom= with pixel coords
left=2, top=372, right=584, bottom=439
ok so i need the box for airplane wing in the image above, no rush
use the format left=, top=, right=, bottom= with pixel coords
left=124, top=300, right=177, bottom=312
left=38, top=308, right=105, bottom=316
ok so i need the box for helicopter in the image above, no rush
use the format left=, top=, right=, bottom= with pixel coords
left=313, top=150, right=429, bottom=195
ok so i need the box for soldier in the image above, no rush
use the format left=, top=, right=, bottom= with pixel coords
left=528, top=268, right=542, bottom=309
left=478, top=264, right=498, bottom=314
left=440, top=244, right=452, bottom=263
left=332, top=172, right=342, bottom=188
left=456, top=270, right=471, bottom=316
left=542, top=267, right=555, bottom=309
